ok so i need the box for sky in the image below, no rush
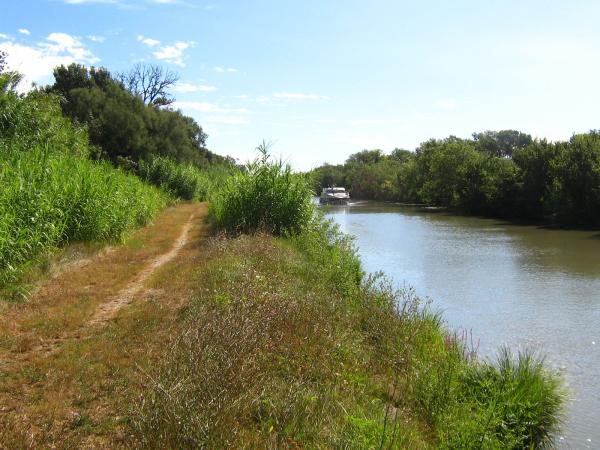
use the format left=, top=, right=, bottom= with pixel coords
left=2, top=0, right=600, bottom=170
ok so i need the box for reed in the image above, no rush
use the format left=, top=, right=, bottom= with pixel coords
left=138, top=156, right=212, bottom=200
left=209, top=142, right=315, bottom=236
left=0, top=145, right=168, bottom=288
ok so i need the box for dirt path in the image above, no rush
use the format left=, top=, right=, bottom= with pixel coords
left=0, top=202, right=209, bottom=448
left=88, top=212, right=195, bottom=327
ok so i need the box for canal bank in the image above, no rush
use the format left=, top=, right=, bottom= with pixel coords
left=326, top=201, right=600, bottom=449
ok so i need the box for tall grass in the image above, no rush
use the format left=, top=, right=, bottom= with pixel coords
left=210, top=142, right=315, bottom=235
left=0, top=89, right=169, bottom=289
left=138, top=156, right=212, bottom=200
left=0, top=145, right=168, bottom=287
left=130, top=142, right=565, bottom=447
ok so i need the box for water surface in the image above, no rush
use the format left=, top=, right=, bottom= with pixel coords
left=326, top=201, right=600, bottom=449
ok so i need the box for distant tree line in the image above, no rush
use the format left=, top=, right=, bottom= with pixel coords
left=310, top=130, right=600, bottom=227
left=46, top=62, right=233, bottom=168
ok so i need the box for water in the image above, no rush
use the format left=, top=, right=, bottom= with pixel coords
left=325, top=201, right=600, bottom=449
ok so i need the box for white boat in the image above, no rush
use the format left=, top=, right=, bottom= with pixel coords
left=319, top=186, right=350, bottom=205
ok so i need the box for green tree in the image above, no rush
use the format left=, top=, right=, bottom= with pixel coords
left=473, top=130, right=532, bottom=158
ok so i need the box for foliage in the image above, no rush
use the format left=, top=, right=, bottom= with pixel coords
left=47, top=63, right=226, bottom=168
left=210, top=142, right=315, bottom=235
left=310, top=129, right=600, bottom=226
left=0, top=89, right=88, bottom=156
left=138, top=156, right=212, bottom=200
left=0, top=86, right=168, bottom=288
left=0, top=145, right=168, bottom=287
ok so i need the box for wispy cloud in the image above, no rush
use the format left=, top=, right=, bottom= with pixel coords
left=137, top=35, right=160, bottom=47
left=214, top=66, right=237, bottom=73
left=0, top=32, right=99, bottom=91
left=174, top=101, right=248, bottom=114
left=173, top=82, right=217, bottom=93
left=173, top=83, right=217, bottom=94
left=18, top=28, right=30, bottom=36
left=273, top=92, right=330, bottom=100
left=87, top=35, right=106, bottom=43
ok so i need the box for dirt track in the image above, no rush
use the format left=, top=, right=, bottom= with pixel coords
left=0, top=202, right=208, bottom=448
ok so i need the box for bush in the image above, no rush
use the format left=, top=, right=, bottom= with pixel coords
left=210, top=143, right=315, bottom=235
left=138, top=156, right=210, bottom=200
left=0, top=89, right=169, bottom=288
left=0, top=146, right=168, bottom=287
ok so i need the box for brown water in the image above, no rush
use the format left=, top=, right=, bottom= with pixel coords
left=326, top=201, right=600, bottom=449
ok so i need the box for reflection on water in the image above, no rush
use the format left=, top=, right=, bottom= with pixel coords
left=326, top=201, right=600, bottom=449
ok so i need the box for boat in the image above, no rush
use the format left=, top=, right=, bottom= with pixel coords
left=319, top=186, right=350, bottom=205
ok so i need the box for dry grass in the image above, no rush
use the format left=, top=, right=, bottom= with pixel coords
left=0, top=203, right=209, bottom=449
left=129, top=233, right=431, bottom=449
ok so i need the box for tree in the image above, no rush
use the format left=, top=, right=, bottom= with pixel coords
left=473, top=130, right=532, bottom=158
left=346, top=149, right=384, bottom=165
left=0, top=50, right=7, bottom=73
left=117, top=63, right=179, bottom=106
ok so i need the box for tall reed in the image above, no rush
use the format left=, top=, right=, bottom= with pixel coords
left=0, top=145, right=168, bottom=287
left=210, top=142, right=315, bottom=235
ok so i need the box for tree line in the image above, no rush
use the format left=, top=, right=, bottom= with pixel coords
left=43, top=62, right=233, bottom=169
left=310, top=130, right=600, bottom=227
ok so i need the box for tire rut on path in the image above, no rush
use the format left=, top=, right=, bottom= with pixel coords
left=0, top=205, right=201, bottom=367
left=87, top=213, right=195, bottom=327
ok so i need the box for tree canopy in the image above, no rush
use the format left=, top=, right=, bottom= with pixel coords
left=310, top=130, right=600, bottom=226
left=47, top=63, right=226, bottom=168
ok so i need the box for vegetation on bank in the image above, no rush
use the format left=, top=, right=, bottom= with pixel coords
left=0, top=55, right=230, bottom=290
left=1, top=47, right=565, bottom=446
left=0, top=74, right=169, bottom=289
left=210, top=142, right=315, bottom=235
left=311, top=129, right=600, bottom=227
left=132, top=150, right=564, bottom=448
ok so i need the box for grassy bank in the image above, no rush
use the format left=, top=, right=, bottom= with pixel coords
left=131, top=150, right=564, bottom=448
left=0, top=85, right=169, bottom=292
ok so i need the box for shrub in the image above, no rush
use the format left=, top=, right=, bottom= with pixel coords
left=210, top=142, right=315, bottom=235
left=0, top=89, right=169, bottom=288
left=138, top=156, right=210, bottom=200
left=0, top=145, right=168, bottom=287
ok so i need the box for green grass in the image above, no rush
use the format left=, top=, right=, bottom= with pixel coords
left=130, top=144, right=564, bottom=447
left=0, top=87, right=170, bottom=291
left=209, top=142, right=315, bottom=236
left=0, top=145, right=168, bottom=289
left=138, top=156, right=213, bottom=201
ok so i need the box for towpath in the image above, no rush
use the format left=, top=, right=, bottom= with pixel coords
left=0, top=202, right=208, bottom=448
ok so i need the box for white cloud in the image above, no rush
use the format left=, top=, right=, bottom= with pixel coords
left=0, top=32, right=99, bottom=91
left=434, top=99, right=459, bottom=111
left=173, top=82, right=217, bottom=93
left=0, top=33, right=10, bottom=40
left=273, top=92, right=330, bottom=100
left=214, top=66, right=237, bottom=73
left=87, top=35, right=106, bottom=43
left=174, top=101, right=248, bottom=114
left=152, top=41, right=193, bottom=66
left=18, top=29, right=31, bottom=36
left=63, top=0, right=121, bottom=4
left=137, top=35, right=160, bottom=47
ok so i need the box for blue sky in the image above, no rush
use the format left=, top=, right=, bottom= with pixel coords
left=2, top=0, right=600, bottom=169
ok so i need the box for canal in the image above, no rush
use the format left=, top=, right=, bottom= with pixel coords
left=326, top=201, right=600, bottom=449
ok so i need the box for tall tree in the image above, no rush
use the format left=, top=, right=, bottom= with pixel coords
left=0, top=50, right=7, bottom=73
left=473, top=130, right=532, bottom=158
left=117, top=63, right=179, bottom=106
